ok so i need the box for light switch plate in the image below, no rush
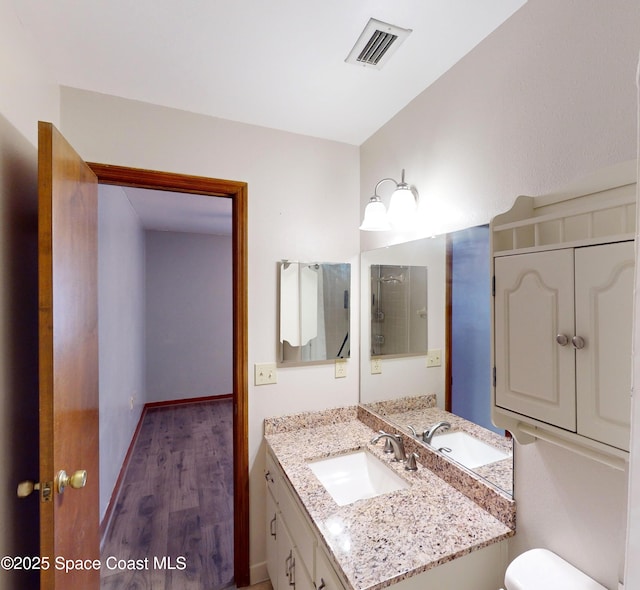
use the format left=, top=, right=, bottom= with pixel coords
left=371, top=358, right=382, bottom=374
left=335, top=359, right=347, bottom=378
left=255, top=363, right=277, bottom=385
left=426, top=349, right=442, bottom=367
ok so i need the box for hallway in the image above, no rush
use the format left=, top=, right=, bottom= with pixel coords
left=101, top=398, right=234, bottom=589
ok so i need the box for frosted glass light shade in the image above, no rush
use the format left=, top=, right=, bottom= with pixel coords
left=387, top=186, right=417, bottom=229
left=359, top=198, right=391, bottom=231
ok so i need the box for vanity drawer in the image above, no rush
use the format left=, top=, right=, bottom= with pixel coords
left=265, top=450, right=280, bottom=502
left=279, top=478, right=316, bottom=578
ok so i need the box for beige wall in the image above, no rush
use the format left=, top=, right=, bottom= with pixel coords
left=360, top=1, right=640, bottom=587
left=0, top=2, right=59, bottom=588
left=58, top=87, right=361, bottom=582
left=625, top=68, right=640, bottom=589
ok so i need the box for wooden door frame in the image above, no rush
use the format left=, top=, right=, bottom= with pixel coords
left=87, top=163, right=250, bottom=587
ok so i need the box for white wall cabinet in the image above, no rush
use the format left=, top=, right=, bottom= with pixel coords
left=495, top=242, right=633, bottom=451
left=491, top=173, right=636, bottom=462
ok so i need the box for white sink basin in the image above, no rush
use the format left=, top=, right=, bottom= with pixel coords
left=308, top=449, right=408, bottom=506
left=430, top=431, right=510, bottom=469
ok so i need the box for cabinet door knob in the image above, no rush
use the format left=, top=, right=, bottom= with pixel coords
left=556, top=334, right=569, bottom=346
left=572, top=335, right=586, bottom=349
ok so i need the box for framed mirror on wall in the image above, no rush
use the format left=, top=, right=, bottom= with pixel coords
left=359, top=229, right=513, bottom=496
left=278, top=261, right=351, bottom=364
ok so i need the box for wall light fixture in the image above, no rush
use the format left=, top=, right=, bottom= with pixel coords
left=359, top=169, right=418, bottom=231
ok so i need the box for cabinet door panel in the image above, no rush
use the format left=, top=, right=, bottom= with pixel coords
left=575, top=241, right=634, bottom=450
left=495, top=249, right=576, bottom=429
left=279, top=479, right=315, bottom=576
left=316, top=544, right=345, bottom=590
left=277, top=517, right=296, bottom=590
left=266, top=490, right=279, bottom=587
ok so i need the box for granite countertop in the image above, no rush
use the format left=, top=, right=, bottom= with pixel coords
left=265, top=410, right=513, bottom=590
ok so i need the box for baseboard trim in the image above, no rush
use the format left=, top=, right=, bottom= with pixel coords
left=145, top=393, right=232, bottom=409
left=99, top=393, right=233, bottom=545
left=250, top=561, right=269, bottom=586
left=99, top=405, right=146, bottom=545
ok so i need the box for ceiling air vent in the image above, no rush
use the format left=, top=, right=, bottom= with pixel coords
left=345, top=18, right=412, bottom=70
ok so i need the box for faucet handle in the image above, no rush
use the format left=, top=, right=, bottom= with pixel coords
left=405, top=452, right=418, bottom=471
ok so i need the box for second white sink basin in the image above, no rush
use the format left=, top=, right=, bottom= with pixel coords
left=308, top=449, right=408, bottom=506
left=430, top=431, right=510, bottom=469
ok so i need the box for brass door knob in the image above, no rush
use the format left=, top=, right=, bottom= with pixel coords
left=17, top=480, right=40, bottom=498
left=56, top=470, right=87, bottom=494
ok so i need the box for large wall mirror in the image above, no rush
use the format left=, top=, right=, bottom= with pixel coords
left=360, top=229, right=513, bottom=496
left=279, top=261, right=350, bottom=363
left=370, top=264, right=428, bottom=357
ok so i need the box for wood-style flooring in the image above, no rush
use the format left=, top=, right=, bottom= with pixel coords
left=101, top=398, right=234, bottom=590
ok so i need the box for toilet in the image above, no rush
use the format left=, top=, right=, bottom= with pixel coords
left=502, top=548, right=607, bottom=590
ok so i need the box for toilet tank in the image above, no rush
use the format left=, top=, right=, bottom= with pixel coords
left=505, top=549, right=607, bottom=590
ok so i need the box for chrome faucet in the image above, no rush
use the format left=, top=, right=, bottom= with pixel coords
left=422, top=421, right=451, bottom=445
left=370, top=431, right=407, bottom=462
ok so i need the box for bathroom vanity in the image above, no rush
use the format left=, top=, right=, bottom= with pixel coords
left=264, top=407, right=514, bottom=590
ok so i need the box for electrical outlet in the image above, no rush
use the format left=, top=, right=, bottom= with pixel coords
left=371, top=358, right=382, bottom=374
left=255, top=363, right=277, bottom=385
left=426, top=349, right=442, bottom=367
left=335, top=359, right=347, bottom=378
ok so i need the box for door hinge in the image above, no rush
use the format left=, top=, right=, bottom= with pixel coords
left=492, top=275, right=496, bottom=297
left=493, top=366, right=496, bottom=388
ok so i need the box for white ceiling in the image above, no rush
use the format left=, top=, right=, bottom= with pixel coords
left=13, top=0, right=527, bottom=146
left=124, top=187, right=232, bottom=235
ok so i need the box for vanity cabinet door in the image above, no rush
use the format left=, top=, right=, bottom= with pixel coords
left=277, top=517, right=296, bottom=590
left=277, top=519, right=314, bottom=590
left=494, top=249, right=576, bottom=430
left=266, top=490, right=279, bottom=587
left=574, top=241, right=634, bottom=451
left=315, top=544, right=345, bottom=590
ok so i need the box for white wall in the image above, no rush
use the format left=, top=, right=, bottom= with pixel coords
left=59, top=87, right=361, bottom=581
left=145, top=230, right=233, bottom=402
left=624, top=68, right=640, bottom=589
left=0, top=2, right=60, bottom=588
left=360, top=1, right=640, bottom=587
left=98, top=185, right=146, bottom=521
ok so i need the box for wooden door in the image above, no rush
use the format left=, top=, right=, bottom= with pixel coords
left=494, top=249, right=576, bottom=430
left=575, top=240, right=634, bottom=450
left=38, top=122, right=100, bottom=589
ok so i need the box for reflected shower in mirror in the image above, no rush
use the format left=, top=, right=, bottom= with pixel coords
left=370, top=265, right=428, bottom=357
left=279, top=261, right=350, bottom=363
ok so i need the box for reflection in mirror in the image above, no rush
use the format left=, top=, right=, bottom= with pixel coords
left=359, top=231, right=513, bottom=496
left=279, top=261, right=350, bottom=363
left=366, top=394, right=512, bottom=495
left=370, top=265, right=428, bottom=357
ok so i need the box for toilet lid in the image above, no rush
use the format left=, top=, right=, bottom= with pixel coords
left=505, top=549, right=607, bottom=590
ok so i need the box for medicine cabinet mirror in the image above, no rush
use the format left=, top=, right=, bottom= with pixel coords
left=279, top=261, right=350, bottom=364
left=370, top=264, right=428, bottom=357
